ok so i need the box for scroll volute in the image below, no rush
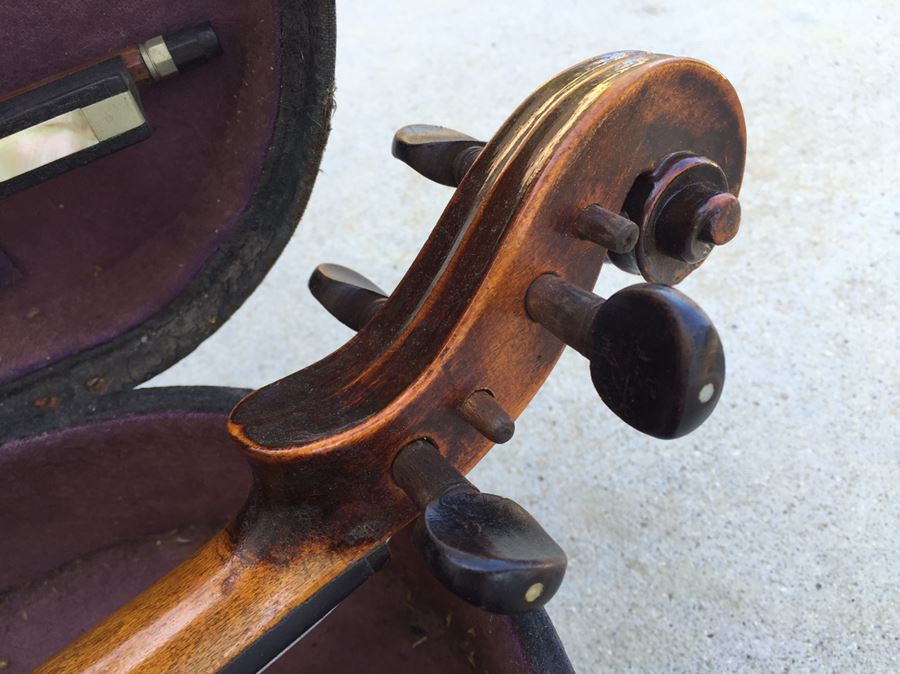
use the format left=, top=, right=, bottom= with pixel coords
left=40, top=52, right=744, bottom=673
left=228, top=47, right=743, bottom=647
left=229, top=50, right=744, bottom=502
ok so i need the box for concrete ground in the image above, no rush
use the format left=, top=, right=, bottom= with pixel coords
left=150, top=2, right=900, bottom=672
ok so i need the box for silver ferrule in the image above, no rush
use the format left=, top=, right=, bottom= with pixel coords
left=139, top=35, right=179, bottom=81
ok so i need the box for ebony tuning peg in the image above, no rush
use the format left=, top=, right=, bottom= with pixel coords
left=392, top=124, right=486, bottom=187
left=308, top=263, right=389, bottom=331
left=574, top=204, right=641, bottom=254
left=525, top=274, right=725, bottom=439
left=393, top=440, right=567, bottom=614
left=610, top=153, right=742, bottom=284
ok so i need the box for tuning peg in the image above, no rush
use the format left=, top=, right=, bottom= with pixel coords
left=574, top=204, right=640, bottom=254
left=653, top=176, right=741, bottom=266
left=392, top=125, right=486, bottom=187
left=459, top=390, right=515, bottom=444
left=393, top=440, right=567, bottom=614
left=525, top=274, right=724, bottom=439
left=610, top=153, right=742, bottom=284
left=308, top=264, right=388, bottom=331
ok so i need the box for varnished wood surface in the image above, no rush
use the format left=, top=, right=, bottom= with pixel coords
left=39, top=52, right=745, bottom=672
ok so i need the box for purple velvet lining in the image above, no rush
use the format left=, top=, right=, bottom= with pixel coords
left=0, top=1, right=281, bottom=385
left=0, top=410, right=251, bottom=591
left=0, top=410, right=543, bottom=673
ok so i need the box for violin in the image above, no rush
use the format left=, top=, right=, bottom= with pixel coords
left=36, top=50, right=744, bottom=672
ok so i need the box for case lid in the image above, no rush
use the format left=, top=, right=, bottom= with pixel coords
left=0, top=0, right=336, bottom=422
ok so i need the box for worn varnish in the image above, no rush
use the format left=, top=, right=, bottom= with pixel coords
left=38, top=52, right=745, bottom=672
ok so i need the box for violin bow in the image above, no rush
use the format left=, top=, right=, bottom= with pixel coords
left=37, top=50, right=745, bottom=673
left=0, top=24, right=222, bottom=199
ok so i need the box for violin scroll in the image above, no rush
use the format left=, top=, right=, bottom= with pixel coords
left=40, top=51, right=746, bottom=673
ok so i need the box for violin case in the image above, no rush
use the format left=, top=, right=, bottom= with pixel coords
left=0, top=1, right=573, bottom=672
